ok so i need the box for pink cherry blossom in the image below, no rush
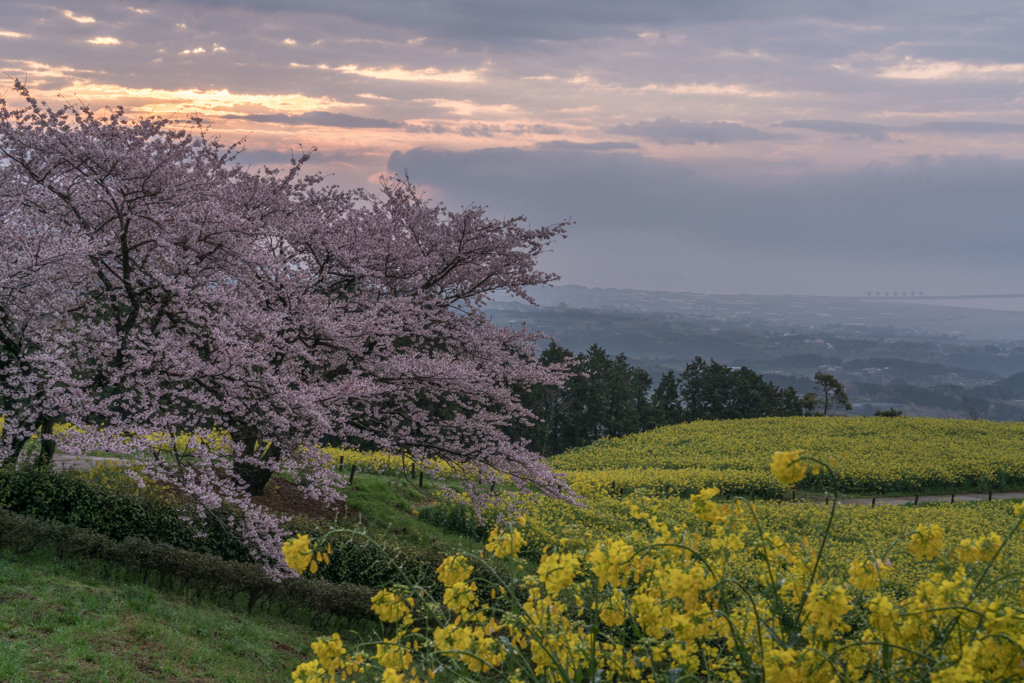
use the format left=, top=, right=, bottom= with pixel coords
left=0, top=82, right=575, bottom=573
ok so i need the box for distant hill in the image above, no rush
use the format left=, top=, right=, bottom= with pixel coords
left=488, top=285, right=1024, bottom=421
left=843, top=358, right=999, bottom=383
left=496, top=285, right=1024, bottom=341
left=994, top=372, right=1024, bottom=400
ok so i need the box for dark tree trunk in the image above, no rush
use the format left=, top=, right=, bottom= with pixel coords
left=33, top=416, right=57, bottom=468
left=234, top=460, right=275, bottom=495
left=232, top=438, right=278, bottom=496
left=6, top=435, right=30, bottom=466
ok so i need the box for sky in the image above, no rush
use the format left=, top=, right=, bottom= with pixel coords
left=3, top=1, right=1024, bottom=297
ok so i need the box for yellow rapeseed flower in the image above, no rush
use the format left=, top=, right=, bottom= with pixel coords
left=770, top=449, right=808, bottom=485
left=282, top=534, right=314, bottom=574
left=908, top=524, right=945, bottom=560
left=485, top=526, right=525, bottom=559
left=436, top=555, right=473, bottom=588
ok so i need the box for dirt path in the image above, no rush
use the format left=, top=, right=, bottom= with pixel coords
left=50, top=453, right=127, bottom=471
left=803, top=491, right=1024, bottom=507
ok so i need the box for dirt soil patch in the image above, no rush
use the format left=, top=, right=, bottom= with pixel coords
left=253, top=478, right=354, bottom=522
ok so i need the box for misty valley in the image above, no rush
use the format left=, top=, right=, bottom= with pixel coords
left=491, top=285, right=1024, bottom=421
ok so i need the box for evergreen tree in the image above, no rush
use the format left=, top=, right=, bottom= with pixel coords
left=652, top=370, right=685, bottom=425
left=680, top=357, right=804, bottom=421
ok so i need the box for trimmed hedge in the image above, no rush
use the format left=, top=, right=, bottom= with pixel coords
left=0, top=508, right=374, bottom=627
left=0, top=465, right=251, bottom=562
left=0, top=462, right=487, bottom=593
left=309, top=531, right=446, bottom=592
left=0, top=464, right=463, bottom=594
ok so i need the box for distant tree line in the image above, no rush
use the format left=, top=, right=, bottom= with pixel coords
left=513, top=344, right=851, bottom=456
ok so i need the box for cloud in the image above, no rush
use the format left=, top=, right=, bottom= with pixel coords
left=330, top=64, right=483, bottom=83
left=878, top=59, right=1024, bottom=81
left=0, top=29, right=29, bottom=39
left=404, top=122, right=565, bottom=137
left=777, top=120, right=891, bottom=141
left=639, top=82, right=782, bottom=98
left=223, top=110, right=402, bottom=128
left=87, top=37, right=121, bottom=46
left=63, top=10, right=95, bottom=24
left=540, top=140, right=639, bottom=150
left=778, top=120, right=1024, bottom=141
left=609, top=118, right=788, bottom=145
left=912, top=121, right=1024, bottom=134
left=386, top=146, right=1024, bottom=295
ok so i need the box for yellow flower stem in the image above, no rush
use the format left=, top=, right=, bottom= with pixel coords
left=716, top=576, right=772, bottom=677
left=793, top=456, right=842, bottom=626
left=736, top=496, right=784, bottom=609
left=645, top=542, right=721, bottom=583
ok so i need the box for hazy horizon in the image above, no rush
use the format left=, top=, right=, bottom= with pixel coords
left=507, top=284, right=1024, bottom=314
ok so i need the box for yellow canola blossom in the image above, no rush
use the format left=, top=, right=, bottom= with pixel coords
left=549, top=416, right=1024, bottom=496
left=485, top=521, right=525, bottom=558
left=770, top=449, right=808, bottom=485
left=290, top=486, right=1024, bottom=682
left=370, top=590, right=413, bottom=625
left=282, top=534, right=331, bottom=575
left=435, top=554, right=473, bottom=588
left=908, top=523, right=945, bottom=560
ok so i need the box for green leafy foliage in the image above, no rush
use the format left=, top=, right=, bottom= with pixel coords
left=0, top=465, right=250, bottom=562
left=679, top=356, right=806, bottom=421
left=417, top=501, right=490, bottom=541
left=0, top=509, right=373, bottom=628
left=514, top=345, right=809, bottom=456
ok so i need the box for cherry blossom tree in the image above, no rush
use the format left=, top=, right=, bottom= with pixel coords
left=0, top=82, right=572, bottom=571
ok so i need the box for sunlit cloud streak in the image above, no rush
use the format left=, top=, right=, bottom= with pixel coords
left=223, top=111, right=402, bottom=128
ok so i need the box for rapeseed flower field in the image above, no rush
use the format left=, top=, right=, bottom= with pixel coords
left=551, top=417, right=1024, bottom=495
left=288, top=417, right=1024, bottom=681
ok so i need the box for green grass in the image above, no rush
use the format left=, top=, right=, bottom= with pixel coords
left=0, top=545, right=370, bottom=682
left=0, top=467, right=501, bottom=682
left=336, top=472, right=480, bottom=549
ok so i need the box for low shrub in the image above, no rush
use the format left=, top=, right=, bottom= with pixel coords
left=0, top=508, right=374, bottom=628
left=417, top=501, right=489, bottom=541
left=309, top=531, right=444, bottom=592
left=0, top=464, right=251, bottom=562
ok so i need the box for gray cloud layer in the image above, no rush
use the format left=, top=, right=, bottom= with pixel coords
left=779, top=120, right=1024, bottom=142
left=611, top=118, right=789, bottom=145
left=388, top=146, right=1024, bottom=295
